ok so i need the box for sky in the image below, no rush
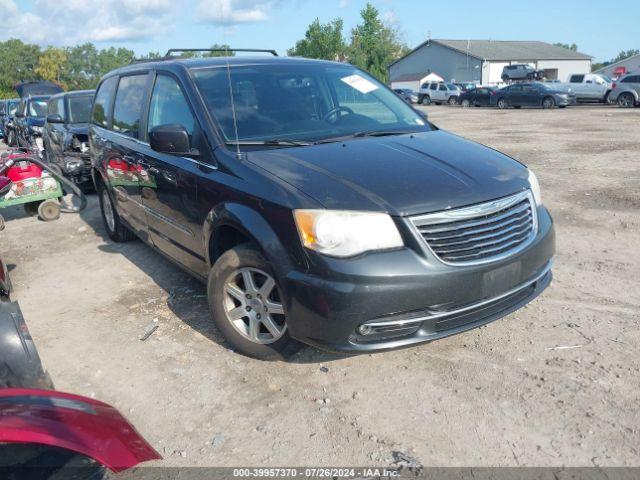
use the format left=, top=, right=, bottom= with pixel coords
left=0, top=0, right=637, bottom=62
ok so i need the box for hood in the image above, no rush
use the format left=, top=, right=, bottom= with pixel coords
left=67, top=123, right=89, bottom=135
left=15, top=81, right=63, bottom=97
left=247, top=131, right=529, bottom=216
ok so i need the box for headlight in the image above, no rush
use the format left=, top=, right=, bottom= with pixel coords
left=294, top=210, right=404, bottom=257
left=528, top=169, right=543, bottom=206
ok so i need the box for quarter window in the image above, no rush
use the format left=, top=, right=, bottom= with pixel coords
left=148, top=75, right=195, bottom=137
left=92, top=76, right=118, bottom=128
left=112, top=74, right=148, bottom=138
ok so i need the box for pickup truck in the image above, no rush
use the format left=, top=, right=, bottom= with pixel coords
left=552, top=73, right=613, bottom=103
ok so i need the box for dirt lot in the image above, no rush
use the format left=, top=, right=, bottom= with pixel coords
left=1, top=105, right=639, bottom=467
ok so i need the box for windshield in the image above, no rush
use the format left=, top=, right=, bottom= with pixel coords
left=191, top=63, right=431, bottom=144
left=28, top=99, right=48, bottom=117
left=68, top=95, right=93, bottom=123
left=447, top=84, right=459, bottom=90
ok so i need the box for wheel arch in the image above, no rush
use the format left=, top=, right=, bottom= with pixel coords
left=203, top=203, right=298, bottom=278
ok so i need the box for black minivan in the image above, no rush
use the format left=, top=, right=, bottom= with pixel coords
left=90, top=53, right=555, bottom=359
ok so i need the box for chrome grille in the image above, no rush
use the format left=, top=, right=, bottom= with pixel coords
left=410, top=191, right=537, bottom=265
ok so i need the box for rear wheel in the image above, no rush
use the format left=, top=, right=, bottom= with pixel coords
left=542, top=96, right=555, bottom=109
left=208, top=244, right=302, bottom=360
left=461, top=99, right=470, bottom=107
left=448, top=96, right=458, bottom=105
left=603, top=91, right=612, bottom=104
left=618, top=93, right=635, bottom=108
left=497, top=98, right=508, bottom=109
left=98, top=182, right=135, bottom=242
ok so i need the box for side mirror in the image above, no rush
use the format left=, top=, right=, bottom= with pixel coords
left=0, top=176, right=13, bottom=198
left=46, top=114, right=64, bottom=124
left=149, top=124, right=194, bottom=156
left=14, top=111, right=24, bottom=118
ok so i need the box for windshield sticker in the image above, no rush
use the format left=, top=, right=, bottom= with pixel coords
left=340, top=74, right=379, bottom=94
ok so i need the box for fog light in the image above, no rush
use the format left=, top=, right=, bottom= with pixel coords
left=357, top=325, right=373, bottom=335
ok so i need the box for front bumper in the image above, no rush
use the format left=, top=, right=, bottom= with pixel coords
left=282, top=206, right=555, bottom=353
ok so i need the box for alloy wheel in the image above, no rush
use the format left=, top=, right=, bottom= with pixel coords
left=619, top=93, right=634, bottom=108
left=223, top=267, right=286, bottom=344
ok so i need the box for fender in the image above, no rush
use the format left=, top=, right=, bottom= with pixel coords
left=0, top=389, right=161, bottom=472
left=203, top=202, right=302, bottom=278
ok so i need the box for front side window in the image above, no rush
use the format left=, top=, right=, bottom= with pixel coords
left=112, top=74, right=148, bottom=138
left=429, top=83, right=438, bottom=91
left=92, top=76, right=118, bottom=127
left=48, top=99, right=59, bottom=115
left=148, top=75, right=195, bottom=137
left=8, top=101, right=18, bottom=115
left=622, top=75, right=640, bottom=83
left=191, top=64, right=431, bottom=145
left=68, top=95, right=93, bottom=124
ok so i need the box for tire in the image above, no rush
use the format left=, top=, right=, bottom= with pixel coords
left=618, top=93, right=635, bottom=108
left=6, top=130, right=16, bottom=147
left=461, top=99, right=470, bottom=108
left=38, top=199, right=60, bottom=222
left=422, top=95, right=431, bottom=105
left=448, top=96, right=458, bottom=106
left=497, top=98, right=507, bottom=109
left=207, top=244, right=302, bottom=360
left=542, top=96, right=555, bottom=109
left=98, top=181, right=135, bottom=242
left=603, top=91, right=612, bottom=104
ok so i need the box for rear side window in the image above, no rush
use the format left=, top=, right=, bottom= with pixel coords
left=0, top=103, right=5, bottom=115
left=429, top=84, right=438, bottom=91
left=48, top=98, right=64, bottom=117
left=622, top=75, right=640, bottom=83
left=113, top=75, right=148, bottom=138
left=92, top=77, right=118, bottom=128
left=570, top=75, right=585, bottom=83
left=148, top=75, right=195, bottom=137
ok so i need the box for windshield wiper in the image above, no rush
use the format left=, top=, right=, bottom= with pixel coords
left=226, top=138, right=313, bottom=147
left=315, top=130, right=417, bottom=144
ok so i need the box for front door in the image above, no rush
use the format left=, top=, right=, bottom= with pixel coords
left=44, top=96, right=66, bottom=161
left=139, top=73, right=210, bottom=277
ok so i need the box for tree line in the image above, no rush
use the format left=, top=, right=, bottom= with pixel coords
left=0, top=3, right=406, bottom=99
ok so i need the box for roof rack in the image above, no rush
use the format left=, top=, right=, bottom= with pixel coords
left=164, top=48, right=278, bottom=57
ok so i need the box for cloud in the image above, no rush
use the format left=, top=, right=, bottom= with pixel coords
left=0, top=0, right=176, bottom=44
left=196, top=0, right=276, bottom=25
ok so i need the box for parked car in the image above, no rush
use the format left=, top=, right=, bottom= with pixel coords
left=13, top=82, right=64, bottom=155
left=1, top=98, right=20, bottom=146
left=0, top=101, right=5, bottom=138
left=454, top=82, right=476, bottom=93
left=552, top=73, right=613, bottom=103
left=418, top=82, right=461, bottom=105
left=458, top=87, right=497, bottom=107
left=609, top=72, right=640, bottom=108
left=90, top=53, right=555, bottom=359
left=393, top=88, right=418, bottom=104
left=43, top=90, right=95, bottom=188
left=501, top=64, right=544, bottom=82
left=492, top=82, right=576, bottom=109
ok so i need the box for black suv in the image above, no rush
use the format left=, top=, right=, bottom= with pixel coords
left=501, top=64, right=543, bottom=82
left=90, top=52, right=555, bottom=359
left=14, top=82, right=64, bottom=154
left=43, top=90, right=95, bottom=188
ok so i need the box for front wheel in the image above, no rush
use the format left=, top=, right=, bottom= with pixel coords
left=542, top=96, right=555, bottom=109
left=448, top=96, right=458, bottom=105
left=208, top=244, right=302, bottom=360
left=497, top=98, right=507, bottom=109
left=422, top=95, right=431, bottom=105
left=461, top=99, right=470, bottom=108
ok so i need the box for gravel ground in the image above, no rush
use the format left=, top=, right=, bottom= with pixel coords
left=1, top=104, right=639, bottom=467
